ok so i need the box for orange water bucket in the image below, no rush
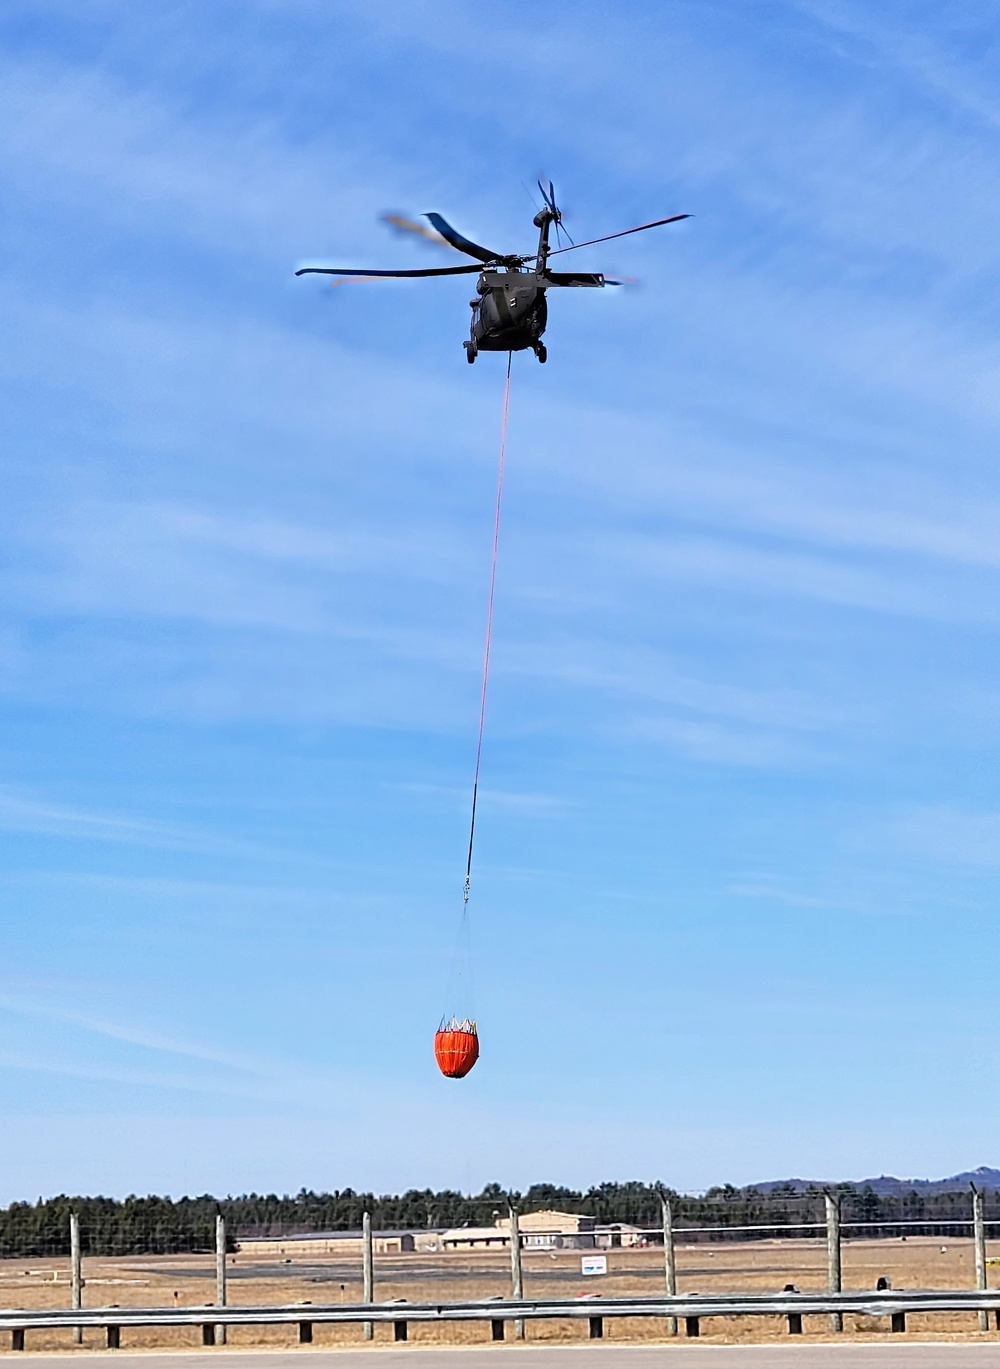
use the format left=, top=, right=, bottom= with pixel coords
left=434, top=1018, right=480, bottom=1078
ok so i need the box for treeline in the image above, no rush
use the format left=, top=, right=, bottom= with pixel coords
left=1, top=1181, right=997, bottom=1258
left=228, top=1180, right=1000, bottom=1237
left=0, top=1195, right=228, bottom=1259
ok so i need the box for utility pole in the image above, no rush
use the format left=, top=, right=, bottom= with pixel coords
left=70, top=1212, right=82, bottom=1346
left=509, top=1203, right=524, bottom=1341
left=215, top=1212, right=227, bottom=1345
left=661, top=1194, right=677, bottom=1336
left=825, top=1191, right=842, bottom=1333
left=973, top=1185, right=988, bottom=1332
left=363, top=1210, right=375, bottom=1341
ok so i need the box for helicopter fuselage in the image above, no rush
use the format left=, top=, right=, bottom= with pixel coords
left=467, top=269, right=548, bottom=360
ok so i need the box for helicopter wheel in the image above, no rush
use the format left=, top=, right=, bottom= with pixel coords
left=536, top=344, right=547, bottom=364
left=464, top=343, right=477, bottom=364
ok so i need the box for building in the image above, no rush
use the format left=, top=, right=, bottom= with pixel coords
left=236, top=1211, right=644, bottom=1258
left=519, top=1210, right=596, bottom=1249
left=438, top=1210, right=643, bottom=1251
left=237, top=1231, right=415, bottom=1258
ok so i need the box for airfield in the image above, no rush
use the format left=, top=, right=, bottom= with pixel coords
left=3, top=1238, right=1000, bottom=1352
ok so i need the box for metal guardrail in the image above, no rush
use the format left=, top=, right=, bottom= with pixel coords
left=1, top=1290, right=999, bottom=1349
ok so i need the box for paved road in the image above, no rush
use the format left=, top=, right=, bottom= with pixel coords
left=11, top=1347, right=1000, bottom=1367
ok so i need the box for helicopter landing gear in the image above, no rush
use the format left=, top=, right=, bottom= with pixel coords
left=464, top=342, right=477, bottom=364
left=534, top=343, right=547, bottom=364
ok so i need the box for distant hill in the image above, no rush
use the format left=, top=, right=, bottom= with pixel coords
left=750, top=1167, right=1000, bottom=1195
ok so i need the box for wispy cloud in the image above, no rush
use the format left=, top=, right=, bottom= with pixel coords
left=0, top=990, right=352, bottom=1104
left=0, top=788, right=277, bottom=860
left=624, top=715, right=826, bottom=768
left=395, top=781, right=571, bottom=817
left=792, top=1, right=1000, bottom=133
left=0, top=992, right=260, bottom=1074
left=730, top=880, right=836, bottom=910
left=891, top=805, right=1000, bottom=868
left=0, top=790, right=181, bottom=846
left=17, top=497, right=468, bottom=634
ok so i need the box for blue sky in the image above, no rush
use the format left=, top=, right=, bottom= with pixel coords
left=4, top=0, right=1000, bottom=1201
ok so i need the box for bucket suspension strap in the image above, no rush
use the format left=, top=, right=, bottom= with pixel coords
left=464, top=352, right=513, bottom=907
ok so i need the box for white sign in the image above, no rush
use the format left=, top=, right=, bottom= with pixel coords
left=581, top=1255, right=607, bottom=1276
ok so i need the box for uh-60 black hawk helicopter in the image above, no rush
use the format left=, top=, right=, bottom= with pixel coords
left=295, top=181, right=689, bottom=363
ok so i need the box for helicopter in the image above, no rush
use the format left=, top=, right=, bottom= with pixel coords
left=295, top=181, right=689, bottom=363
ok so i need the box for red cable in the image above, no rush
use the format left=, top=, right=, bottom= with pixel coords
left=464, top=352, right=513, bottom=904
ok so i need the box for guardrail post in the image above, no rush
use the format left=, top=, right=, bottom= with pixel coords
left=201, top=1325, right=214, bottom=1346
left=215, top=1211, right=227, bottom=1345
left=891, top=1312, right=906, bottom=1333
left=589, top=1316, right=603, bottom=1339
left=509, top=1203, right=524, bottom=1341
left=393, top=1320, right=408, bottom=1342
left=491, top=1318, right=505, bottom=1341
left=973, top=1184, right=989, bottom=1331
left=107, top=1323, right=120, bottom=1349
left=363, top=1211, right=374, bottom=1342
left=685, top=1315, right=699, bottom=1337
left=825, top=1192, right=842, bottom=1333
left=11, top=1329, right=24, bottom=1352
left=787, top=1312, right=803, bottom=1334
left=662, top=1194, right=677, bottom=1336
left=297, top=1300, right=314, bottom=1342
left=70, top=1210, right=83, bottom=1345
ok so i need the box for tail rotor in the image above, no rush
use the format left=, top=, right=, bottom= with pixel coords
left=537, top=178, right=577, bottom=251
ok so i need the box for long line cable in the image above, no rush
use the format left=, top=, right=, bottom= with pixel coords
left=463, top=352, right=513, bottom=910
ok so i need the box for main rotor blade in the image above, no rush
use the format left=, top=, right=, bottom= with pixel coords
left=295, top=263, right=482, bottom=279
left=537, top=178, right=557, bottom=211
left=381, top=212, right=452, bottom=248
left=545, top=213, right=690, bottom=257
left=424, top=213, right=506, bottom=263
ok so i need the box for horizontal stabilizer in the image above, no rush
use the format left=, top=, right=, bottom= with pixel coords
left=545, top=271, right=606, bottom=287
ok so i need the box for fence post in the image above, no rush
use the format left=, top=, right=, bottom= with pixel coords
left=215, top=1212, right=227, bottom=1345
left=509, top=1203, right=524, bottom=1341
left=70, top=1211, right=83, bottom=1345
left=363, top=1211, right=374, bottom=1341
left=661, top=1195, right=677, bottom=1336
left=825, top=1192, right=842, bottom=1333
left=973, top=1184, right=988, bottom=1331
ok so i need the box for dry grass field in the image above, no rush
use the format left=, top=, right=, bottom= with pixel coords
left=1, top=1238, right=998, bottom=1352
